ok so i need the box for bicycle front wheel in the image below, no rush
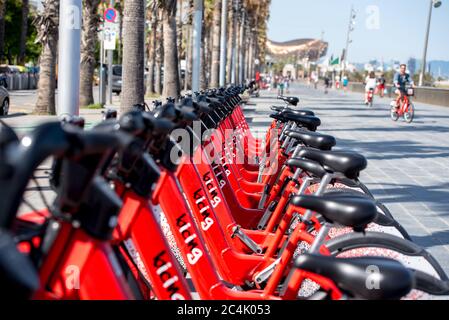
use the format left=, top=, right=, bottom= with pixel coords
left=404, top=102, right=415, bottom=123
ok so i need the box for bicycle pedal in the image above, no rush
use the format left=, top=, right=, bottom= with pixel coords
left=257, top=185, right=270, bottom=210
left=231, top=226, right=263, bottom=254
left=257, top=201, right=278, bottom=230
left=254, top=258, right=281, bottom=285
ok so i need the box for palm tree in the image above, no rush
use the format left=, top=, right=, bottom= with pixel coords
left=158, top=0, right=180, bottom=99
left=116, top=0, right=124, bottom=63
left=226, top=0, right=236, bottom=84
left=176, top=0, right=183, bottom=86
left=154, top=9, right=163, bottom=95
left=183, top=0, right=193, bottom=91
left=79, top=0, right=101, bottom=108
left=0, top=0, right=7, bottom=62
left=200, top=0, right=213, bottom=89
left=18, top=0, right=29, bottom=65
left=231, top=0, right=270, bottom=84
left=145, top=1, right=158, bottom=96
left=209, top=0, right=221, bottom=88
left=34, top=0, right=59, bottom=115
left=121, top=0, right=146, bottom=112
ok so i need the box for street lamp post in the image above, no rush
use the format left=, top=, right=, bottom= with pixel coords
left=57, top=0, right=82, bottom=117
left=419, top=0, right=442, bottom=87
left=219, top=0, right=228, bottom=87
left=106, top=0, right=115, bottom=107
left=192, top=0, right=203, bottom=92
left=342, top=6, right=356, bottom=77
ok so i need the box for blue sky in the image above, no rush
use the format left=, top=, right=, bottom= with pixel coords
left=268, top=0, right=449, bottom=63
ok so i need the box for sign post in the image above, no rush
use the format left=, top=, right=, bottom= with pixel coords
left=103, top=4, right=118, bottom=107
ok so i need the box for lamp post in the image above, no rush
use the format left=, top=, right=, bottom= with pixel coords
left=219, top=0, right=228, bottom=87
left=342, top=6, right=356, bottom=77
left=57, top=0, right=82, bottom=116
left=192, top=0, right=203, bottom=92
left=106, top=0, right=115, bottom=107
left=419, top=0, right=442, bottom=87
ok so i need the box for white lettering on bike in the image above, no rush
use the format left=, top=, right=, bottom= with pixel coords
left=153, top=250, right=187, bottom=300
left=176, top=214, right=203, bottom=266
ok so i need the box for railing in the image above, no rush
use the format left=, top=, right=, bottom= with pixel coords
left=348, top=82, right=449, bottom=108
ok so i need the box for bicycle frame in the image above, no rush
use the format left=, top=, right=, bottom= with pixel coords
left=111, top=183, right=193, bottom=300
left=152, top=170, right=281, bottom=300
left=32, top=221, right=134, bottom=300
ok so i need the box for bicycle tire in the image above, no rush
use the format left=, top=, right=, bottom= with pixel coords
left=411, top=269, right=449, bottom=296
left=404, top=102, right=415, bottom=124
left=325, top=231, right=448, bottom=281
left=390, top=105, right=399, bottom=121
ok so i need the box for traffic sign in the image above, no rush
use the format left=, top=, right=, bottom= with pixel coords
left=103, top=28, right=117, bottom=50
left=104, top=8, right=118, bottom=23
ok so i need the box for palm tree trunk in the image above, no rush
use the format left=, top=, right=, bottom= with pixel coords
left=162, top=3, right=180, bottom=99
left=0, top=0, right=7, bottom=62
left=200, top=25, right=208, bottom=90
left=155, top=11, right=163, bottom=95
left=209, top=0, right=221, bottom=88
left=184, top=24, right=192, bottom=91
left=34, top=0, right=59, bottom=115
left=238, top=10, right=245, bottom=84
left=146, top=5, right=158, bottom=95
left=226, top=0, right=234, bottom=84
left=18, top=0, right=29, bottom=65
left=80, top=0, right=100, bottom=108
left=245, top=28, right=251, bottom=80
left=35, top=41, right=58, bottom=114
left=116, top=1, right=123, bottom=63
left=176, top=0, right=183, bottom=87
left=234, top=11, right=240, bottom=83
left=121, top=0, right=145, bottom=112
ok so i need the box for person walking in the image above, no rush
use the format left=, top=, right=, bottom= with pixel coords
left=323, top=75, right=330, bottom=94
left=342, top=75, right=349, bottom=92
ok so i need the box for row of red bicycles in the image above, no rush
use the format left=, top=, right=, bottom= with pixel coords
left=0, top=86, right=448, bottom=300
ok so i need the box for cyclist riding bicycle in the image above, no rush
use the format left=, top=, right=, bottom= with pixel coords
left=364, top=71, right=377, bottom=104
left=377, top=74, right=386, bottom=97
left=392, top=64, right=414, bottom=110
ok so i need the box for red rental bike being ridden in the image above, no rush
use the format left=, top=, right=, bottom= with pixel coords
left=391, top=86, right=415, bottom=123
left=366, top=88, right=375, bottom=108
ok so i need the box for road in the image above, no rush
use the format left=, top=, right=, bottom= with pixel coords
left=2, top=87, right=121, bottom=133
left=6, top=87, right=121, bottom=114
left=245, top=82, right=449, bottom=274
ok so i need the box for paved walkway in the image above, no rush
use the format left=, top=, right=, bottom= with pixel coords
left=245, top=83, right=449, bottom=274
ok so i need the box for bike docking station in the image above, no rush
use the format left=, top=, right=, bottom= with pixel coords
left=0, top=87, right=448, bottom=318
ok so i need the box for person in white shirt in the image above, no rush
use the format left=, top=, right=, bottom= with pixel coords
left=365, top=71, right=377, bottom=104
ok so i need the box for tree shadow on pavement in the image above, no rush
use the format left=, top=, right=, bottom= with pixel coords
left=363, top=182, right=449, bottom=220
left=410, top=231, right=449, bottom=248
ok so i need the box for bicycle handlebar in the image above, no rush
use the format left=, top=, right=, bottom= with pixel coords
left=0, top=122, right=135, bottom=228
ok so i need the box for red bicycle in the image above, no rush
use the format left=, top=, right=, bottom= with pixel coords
left=391, top=86, right=415, bottom=123
left=366, top=88, right=375, bottom=108
left=2, top=87, right=449, bottom=300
